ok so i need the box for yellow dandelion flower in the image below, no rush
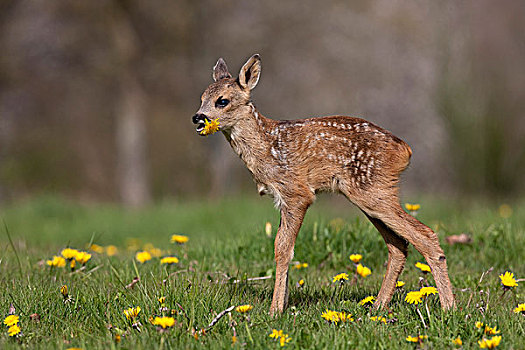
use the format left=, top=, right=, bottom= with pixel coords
left=46, top=255, right=66, bottom=268
left=89, top=244, right=104, bottom=253
left=8, top=324, right=21, bottom=337
left=160, top=256, right=179, bottom=265
left=321, top=310, right=352, bottom=324
left=170, top=234, right=189, bottom=244
left=415, top=262, right=431, bottom=273
left=478, top=335, right=502, bottom=349
left=269, top=329, right=284, bottom=339
left=513, top=303, right=525, bottom=313
left=152, top=316, right=175, bottom=328
left=349, top=254, right=363, bottom=263
left=143, top=243, right=162, bottom=257
left=475, top=321, right=485, bottom=329
left=406, top=335, right=427, bottom=343
left=74, top=251, right=91, bottom=265
left=232, top=335, right=237, bottom=345
left=359, top=296, right=376, bottom=306
left=60, top=285, right=68, bottom=297
left=269, top=329, right=291, bottom=346
left=406, top=336, right=419, bottom=343
left=158, top=296, right=166, bottom=304
left=4, top=315, right=19, bottom=326
left=321, top=309, right=339, bottom=323
left=370, top=316, right=387, bottom=323
left=396, top=281, right=405, bottom=288
left=135, top=251, right=152, bottom=263
left=280, top=334, right=292, bottom=346
left=61, top=248, right=79, bottom=260
left=499, top=271, right=518, bottom=288
left=419, top=286, right=438, bottom=296
left=356, top=264, right=372, bottom=278
left=123, top=306, right=141, bottom=321
left=114, top=334, right=121, bottom=343
left=332, top=272, right=349, bottom=283
left=105, top=245, right=118, bottom=256
left=292, top=262, right=308, bottom=269
left=200, top=118, right=220, bottom=136
left=405, top=291, right=424, bottom=305
left=336, top=311, right=353, bottom=323
left=70, top=259, right=76, bottom=270
left=235, top=304, right=253, bottom=313
left=297, top=279, right=305, bottom=287
left=452, top=336, right=462, bottom=346
left=484, top=325, right=500, bottom=336
left=405, top=203, right=421, bottom=212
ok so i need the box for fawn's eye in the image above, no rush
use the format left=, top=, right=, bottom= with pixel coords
left=215, top=97, right=230, bottom=108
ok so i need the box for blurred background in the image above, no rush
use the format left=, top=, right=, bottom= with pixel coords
left=1, top=0, right=524, bottom=207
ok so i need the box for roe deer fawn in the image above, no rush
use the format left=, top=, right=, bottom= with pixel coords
left=192, top=54, right=455, bottom=315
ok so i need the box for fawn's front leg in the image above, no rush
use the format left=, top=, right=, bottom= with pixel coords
left=270, top=201, right=310, bottom=316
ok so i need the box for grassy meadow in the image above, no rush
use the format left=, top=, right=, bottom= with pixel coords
left=1, top=196, right=524, bottom=349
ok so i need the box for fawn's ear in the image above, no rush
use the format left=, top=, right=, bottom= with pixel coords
left=238, top=54, right=261, bottom=90
left=213, top=58, right=232, bottom=82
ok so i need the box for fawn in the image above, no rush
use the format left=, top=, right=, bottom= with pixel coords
left=192, top=54, right=455, bottom=315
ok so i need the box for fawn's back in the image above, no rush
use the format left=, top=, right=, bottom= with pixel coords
left=258, top=115, right=412, bottom=194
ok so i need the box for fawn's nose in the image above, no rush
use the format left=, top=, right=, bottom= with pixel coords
left=192, top=113, right=208, bottom=124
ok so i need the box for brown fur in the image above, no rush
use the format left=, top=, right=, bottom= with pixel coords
left=193, top=54, right=455, bottom=315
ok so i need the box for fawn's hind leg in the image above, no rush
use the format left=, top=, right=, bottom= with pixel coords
left=368, top=202, right=455, bottom=309
left=365, top=214, right=408, bottom=308
left=341, top=179, right=455, bottom=310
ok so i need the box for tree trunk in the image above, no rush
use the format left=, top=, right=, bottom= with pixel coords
left=115, top=72, right=151, bottom=207
left=111, top=1, right=151, bottom=208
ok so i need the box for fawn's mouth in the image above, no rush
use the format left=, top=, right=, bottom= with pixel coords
left=192, top=114, right=209, bottom=134
left=195, top=122, right=206, bottom=134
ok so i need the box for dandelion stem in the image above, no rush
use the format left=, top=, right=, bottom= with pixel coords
left=500, top=289, right=507, bottom=299
left=416, top=307, right=427, bottom=328
left=330, top=284, right=337, bottom=302
left=338, top=282, right=344, bottom=300
left=245, top=322, right=254, bottom=343
left=425, top=300, right=431, bottom=327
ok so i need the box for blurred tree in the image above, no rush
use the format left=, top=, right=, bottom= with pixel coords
left=111, top=0, right=151, bottom=207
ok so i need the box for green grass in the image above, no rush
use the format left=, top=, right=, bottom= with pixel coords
left=1, top=196, right=524, bottom=349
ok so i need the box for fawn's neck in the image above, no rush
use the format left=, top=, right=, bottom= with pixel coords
left=223, top=104, right=274, bottom=177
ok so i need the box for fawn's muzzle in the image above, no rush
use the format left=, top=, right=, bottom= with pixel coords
left=192, top=113, right=209, bottom=134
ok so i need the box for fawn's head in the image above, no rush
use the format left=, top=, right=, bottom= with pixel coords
left=192, top=54, right=261, bottom=134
